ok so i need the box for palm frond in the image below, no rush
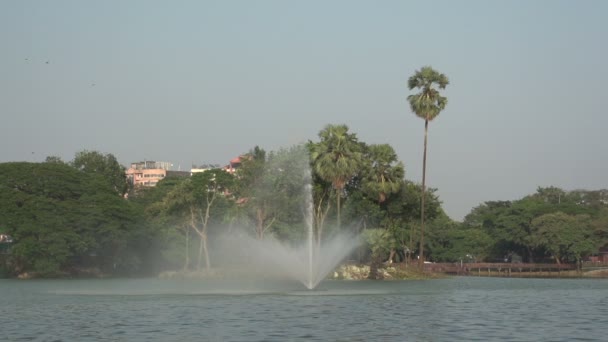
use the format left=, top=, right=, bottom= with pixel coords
left=407, top=66, right=449, bottom=121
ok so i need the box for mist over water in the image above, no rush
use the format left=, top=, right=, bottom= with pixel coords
left=207, top=146, right=360, bottom=289
left=213, top=232, right=360, bottom=290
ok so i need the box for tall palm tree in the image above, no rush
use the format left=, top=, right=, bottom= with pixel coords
left=407, top=66, right=449, bottom=269
left=310, top=124, right=362, bottom=230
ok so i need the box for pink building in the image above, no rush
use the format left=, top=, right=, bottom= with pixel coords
left=224, top=156, right=247, bottom=174
left=126, top=161, right=172, bottom=187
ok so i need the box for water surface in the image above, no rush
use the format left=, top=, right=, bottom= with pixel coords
left=1, top=277, right=606, bottom=341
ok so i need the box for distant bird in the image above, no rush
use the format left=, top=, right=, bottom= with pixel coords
left=45, top=61, right=49, bottom=64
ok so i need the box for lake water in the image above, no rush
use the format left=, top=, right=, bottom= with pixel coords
left=1, top=277, right=607, bottom=341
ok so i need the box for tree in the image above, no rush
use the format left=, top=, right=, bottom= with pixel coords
left=531, top=212, right=596, bottom=268
left=44, top=156, right=64, bottom=164
left=262, top=145, right=313, bottom=242
left=427, top=213, right=492, bottom=263
left=359, top=144, right=406, bottom=262
left=235, top=146, right=275, bottom=239
left=0, top=162, right=145, bottom=276
left=310, top=171, right=334, bottom=244
left=464, top=188, right=602, bottom=263
left=71, top=150, right=128, bottom=196
left=191, top=170, right=234, bottom=270
left=391, top=182, right=441, bottom=263
left=132, top=177, right=190, bottom=271
left=567, top=189, right=608, bottom=210
left=363, top=229, right=396, bottom=279
left=309, top=124, right=362, bottom=230
left=463, top=201, right=512, bottom=229
left=590, top=208, right=608, bottom=250
left=407, top=66, right=449, bottom=268
left=163, top=169, right=235, bottom=271
left=235, top=145, right=313, bottom=242
left=361, top=144, right=404, bottom=204
left=535, top=186, right=566, bottom=205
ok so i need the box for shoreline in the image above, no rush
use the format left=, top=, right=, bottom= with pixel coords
left=5, top=263, right=607, bottom=280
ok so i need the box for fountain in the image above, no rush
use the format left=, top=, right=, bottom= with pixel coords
left=213, top=165, right=360, bottom=290
left=264, top=166, right=360, bottom=289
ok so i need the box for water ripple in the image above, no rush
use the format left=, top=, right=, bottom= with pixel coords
left=2, top=277, right=608, bottom=341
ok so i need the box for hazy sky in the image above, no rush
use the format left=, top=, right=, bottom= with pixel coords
left=1, top=0, right=607, bottom=221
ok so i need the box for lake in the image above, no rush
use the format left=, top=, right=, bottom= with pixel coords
left=1, top=277, right=607, bottom=341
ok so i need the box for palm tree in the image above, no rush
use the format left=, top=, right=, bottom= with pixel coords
left=407, top=66, right=449, bottom=269
left=361, top=143, right=405, bottom=264
left=362, top=144, right=405, bottom=204
left=310, top=124, right=362, bottom=230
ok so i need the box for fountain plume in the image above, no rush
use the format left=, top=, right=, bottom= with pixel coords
left=210, top=155, right=359, bottom=289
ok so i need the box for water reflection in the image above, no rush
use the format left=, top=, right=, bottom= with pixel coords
left=1, top=277, right=607, bottom=341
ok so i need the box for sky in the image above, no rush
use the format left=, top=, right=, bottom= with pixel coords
left=1, top=0, right=607, bottom=221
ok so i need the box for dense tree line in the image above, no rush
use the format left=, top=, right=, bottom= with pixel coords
left=0, top=160, right=161, bottom=277
left=0, top=131, right=431, bottom=277
left=1, top=139, right=606, bottom=278
left=461, top=187, right=608, bottom=266
left=4, top=65, right=604, bottom=278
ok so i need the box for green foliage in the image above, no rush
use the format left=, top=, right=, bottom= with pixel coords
left=128, top=176, right=190, bottom=271
left=407, top=66, right=449, bottom=122
left=71, top=150, right=128, bottom=196
left=44, top=156, right=65, bottom=164
left=1, top=125, right=458, bottom=277
left=464, top=187, right=608, bottom=263
left=309, top=124, right=363, bottom=229
left=531, top=212, right=596, bottom=264
left=161, top=168, right=236, bottom=270
left=309, top=167, right=335, bottom=241
left=407, top=66, right=449, bottom=266
left=591, top=208, right=608, bottom=244
left=363, top=229, right=396, bottom=261
left=393, top=182, right=441, bottom=223
left=429, top=224, right=493, bottom=263
left=534, top=186, right=567, bottom=205
left=265, top=146, right=313, bottom=234
left=310, top=124, right=363, bottom=191
left=342, top=191, right=385, bottom=230
left=0, top=162, right=151, bottom=276
left=236, top=145, right=312, bottom=240
left=360, top=144, right=404, bottom=203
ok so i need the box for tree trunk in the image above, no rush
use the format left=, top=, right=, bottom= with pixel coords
left=315, top=197, right=330, bottom=247
left=527, top=247, right=534, bottom=263
left=202, top=202, right=212, bottom=271
left=368, top=254, right=383, bottom=280
left=197, top=235, right=204, bottom=271
left=316, top=215, right=324, bottom=248
left=256, top=207, right=264, bottom=239
left=408, top=230, right=413, bottom=266
left=419, top=119, right=429, bottom=270
left=337, top=187, right=341, bottom=230
left=202, top=234, right=211, bottom=271
left=190, top=209, right=204, bottom=271
left=388, top=249, right=396, bottom=264
left=183, top=228, right=190, bottom=271
left=554, top=255, right=561, bottom=265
